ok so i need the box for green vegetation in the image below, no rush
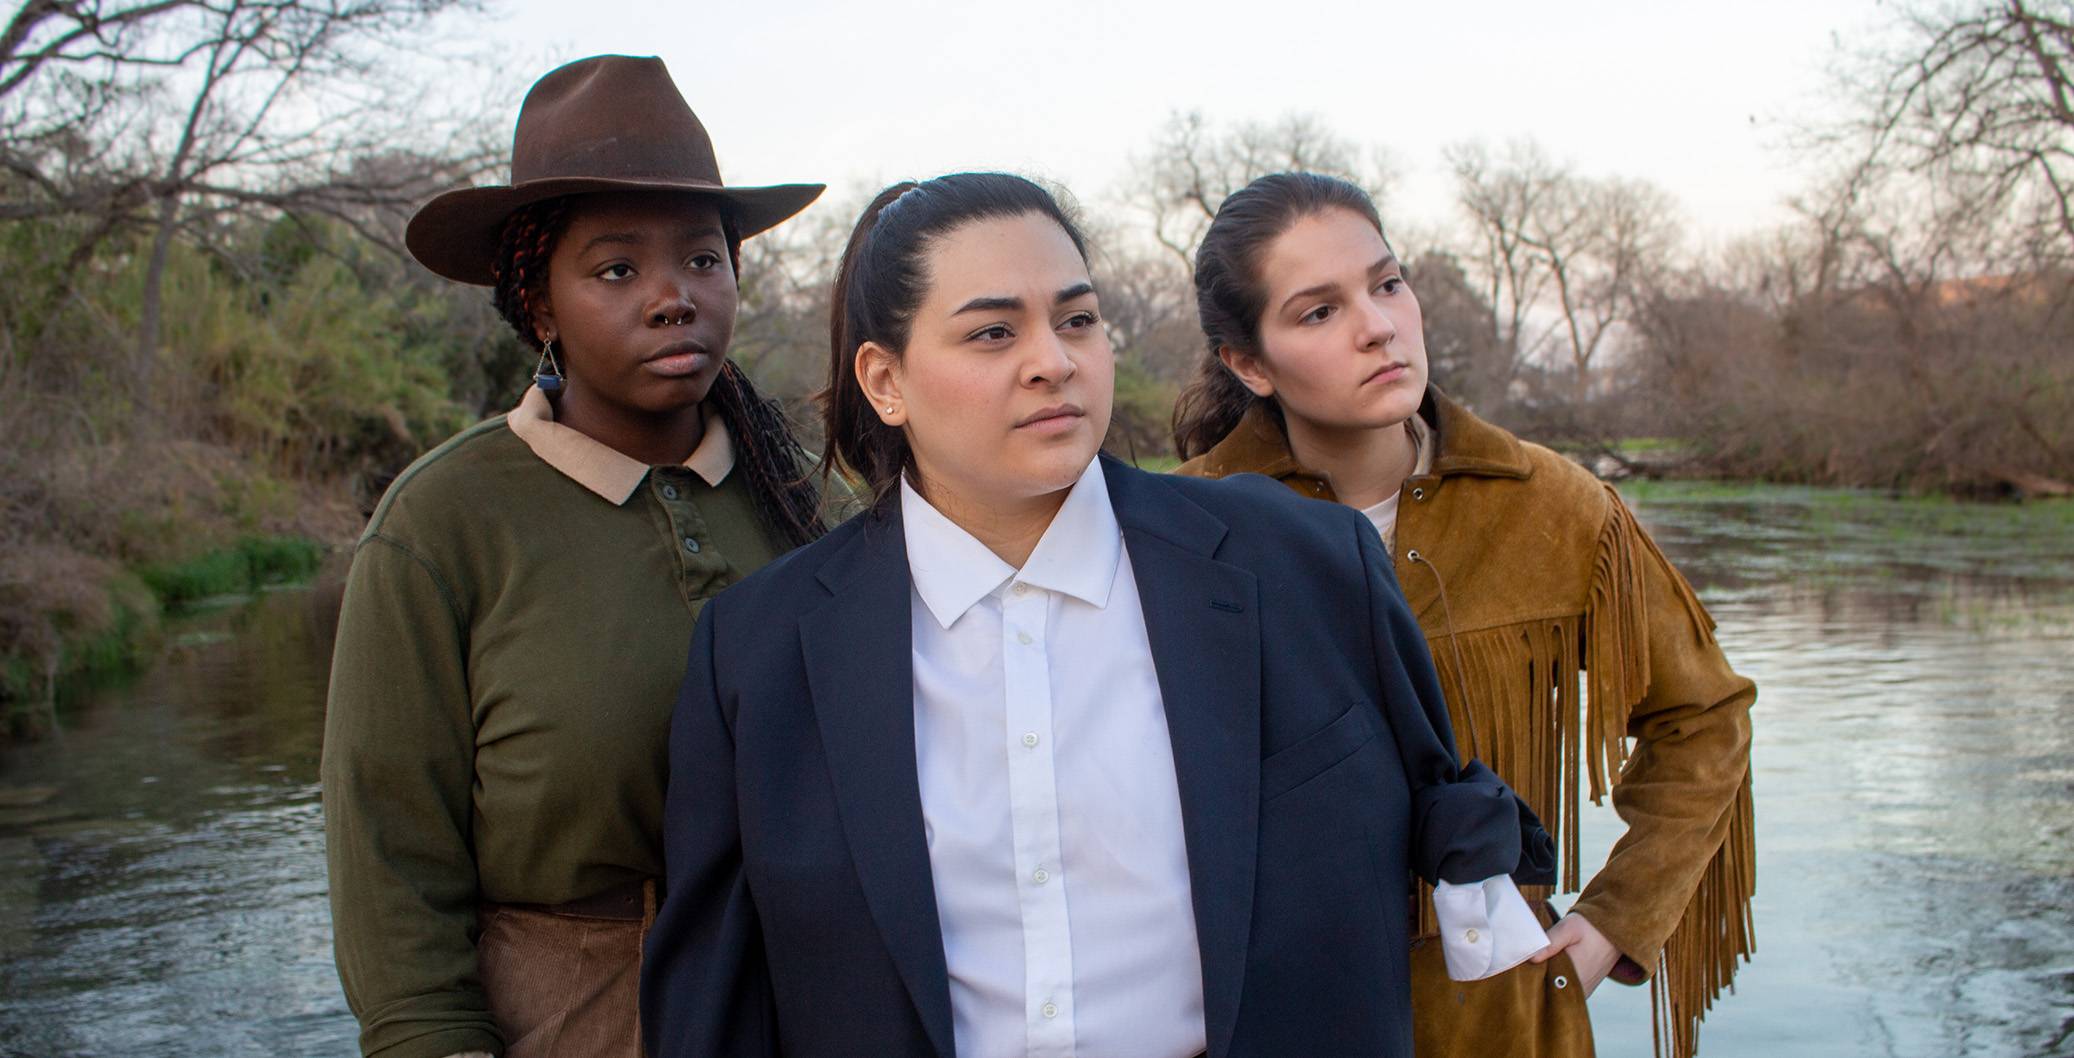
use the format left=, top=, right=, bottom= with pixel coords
left=1620, top=478, right=2074, bottom=526
left=1, top=213, right=507, bottom=740
left=138, top=537, right=328, bottom=610
left=1, top=536, right=325, bottom=736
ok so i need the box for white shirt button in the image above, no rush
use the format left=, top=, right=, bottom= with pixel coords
left=1016, top=630, right=1033, bottom=646
left=1022, top=732, right=1040, bottom=748
left=1041, top=1002, right=1059, bottom=1019
left=1465, top=928, right=1480, bottom=943
left=1032, top=867, right=1050, bottom=885
left=1012, top=582, right=1030, bottom=596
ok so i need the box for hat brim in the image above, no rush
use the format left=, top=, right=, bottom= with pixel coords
left=405, top=177, right=826, bottom=285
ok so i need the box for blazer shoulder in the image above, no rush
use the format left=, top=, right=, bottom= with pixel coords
left=704, top=505, right=879, bottom=621
left=1156, top=467, right=1316, bottom=515
left=1154, top=468, right=1369, bottom=566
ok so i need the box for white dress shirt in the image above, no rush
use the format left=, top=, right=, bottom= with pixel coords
left=902, top=459, right=1207, bottom=1058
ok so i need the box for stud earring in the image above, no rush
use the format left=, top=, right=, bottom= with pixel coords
left=534, top=338, right=564, bottom=395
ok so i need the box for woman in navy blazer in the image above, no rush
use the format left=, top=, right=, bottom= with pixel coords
left=641, top=173, right=1550, bottom=1058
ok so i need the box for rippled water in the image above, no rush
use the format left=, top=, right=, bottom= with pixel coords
left=0, top=590, right=349, bottom=1056
left=1, top=485, right=2070, bottom=1057
left=1577, top=487, right=2074, bottom=1058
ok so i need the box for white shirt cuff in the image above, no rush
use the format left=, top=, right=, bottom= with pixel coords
left=1431, top=874, right=1550, bottom=981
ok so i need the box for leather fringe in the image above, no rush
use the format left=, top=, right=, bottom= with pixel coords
left=1416, top=486, right=1751, bottom=1058
left=1650, top=774, right=1756, bottom=1058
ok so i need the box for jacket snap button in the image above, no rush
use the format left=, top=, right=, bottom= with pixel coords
left=1406, top=549, right=1422, bottom=563
left=1553, top=975, right=1569, bottom=990
left=1411, top=487, right=1426, bottom=501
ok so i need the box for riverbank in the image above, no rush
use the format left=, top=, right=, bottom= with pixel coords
left=7, top=468, right=2067, bottom=742
left=0, top=535, right=332, bottom=739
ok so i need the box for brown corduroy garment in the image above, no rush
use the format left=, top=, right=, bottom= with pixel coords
left=1176, top=389, right=1756, bottom=1058
left=476, top=882, right=656, bottom=1058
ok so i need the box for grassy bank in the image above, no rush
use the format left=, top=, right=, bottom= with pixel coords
left=0, top=535, right=327, bottom=738
left=1618, top=477, right=2074, bottom=522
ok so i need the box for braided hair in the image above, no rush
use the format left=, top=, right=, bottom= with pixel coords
left=490, top=196, right=828, bottom=550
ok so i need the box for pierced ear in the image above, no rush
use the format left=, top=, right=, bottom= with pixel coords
left=1217, top=345, right=1275, bottom=399
left=532, top=294, right=558, bottom=347
left=854, top=340, right=906, bottom=425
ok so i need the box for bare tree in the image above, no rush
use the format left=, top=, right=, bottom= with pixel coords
left=1831, top=0, right=2074, bottom=264
left=729, top=199, right=852, bottom=405
left=1448, top=140, right=1681, bottom=405
left=1539, top=176, right=1679, bottom=401
left=1445, top=140, right=1561, bottom=402
left=1127, top=110, right=1384, bottom=276
left=1403, top=250, right=1504, bottom=409
left=1, top=0, right=500, bottom=407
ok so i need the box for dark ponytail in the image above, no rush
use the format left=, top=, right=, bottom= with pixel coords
left=490, top=194, right=826, bottom=549
left=817, top=173, right=1092, bottom=506
left=1172, top=171, right=1390, bottom=460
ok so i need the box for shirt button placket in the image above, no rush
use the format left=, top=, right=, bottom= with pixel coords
left=1001, top=583, right=1070, bottom=1057
left=654, top=470, right=724, bottom=602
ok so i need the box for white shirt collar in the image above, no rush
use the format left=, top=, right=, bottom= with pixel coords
left=900, top=457, right=1121, bottom=630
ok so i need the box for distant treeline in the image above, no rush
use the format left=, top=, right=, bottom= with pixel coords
left=3, top=0, right=2071, bottom=727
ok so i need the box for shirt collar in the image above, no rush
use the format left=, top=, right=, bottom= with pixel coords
left=505, top=385, right=734, bottom=505
left=1408, top=408, right=1435, bottom=478
left=900, top=457, right=1121, bottom=630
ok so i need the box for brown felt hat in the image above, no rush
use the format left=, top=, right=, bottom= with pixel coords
left=406, top=54, right=824, bottom=285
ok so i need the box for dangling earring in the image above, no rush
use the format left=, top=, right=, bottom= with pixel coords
left=534, top=338, right=564, bottom=395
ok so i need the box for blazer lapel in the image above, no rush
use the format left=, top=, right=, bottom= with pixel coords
left=798, top=510, right=957, bottom=1058
left=1106, top=459, right=1262, bottom=1058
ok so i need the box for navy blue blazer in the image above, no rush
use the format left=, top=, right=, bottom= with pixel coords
left=642, top=456, right=1546, bottom=1058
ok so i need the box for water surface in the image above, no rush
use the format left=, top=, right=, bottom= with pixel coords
left=1576, top=486, right=2074, bottom=1058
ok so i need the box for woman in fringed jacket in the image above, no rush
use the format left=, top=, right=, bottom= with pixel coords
left=1172, top=172, right=1755, bottom=1058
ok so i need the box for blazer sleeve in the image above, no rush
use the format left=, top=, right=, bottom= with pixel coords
left=641, top=602, right=778, bottom=1058
left=1356, top=518, right=1556, bottom=887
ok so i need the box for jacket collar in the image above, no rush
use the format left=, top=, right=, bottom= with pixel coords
left=1422, top=388, right=1532, bottom=481
left=1194, top=388, right=1532, bottom=487
left=1193, top=402, right=1306, bottom=482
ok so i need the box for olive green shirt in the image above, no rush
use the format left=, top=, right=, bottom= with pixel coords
left=321, top=390, right=781, bottom=1058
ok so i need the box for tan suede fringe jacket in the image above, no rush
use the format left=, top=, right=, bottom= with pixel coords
left=1176, top=390, right=1755, bottom=1058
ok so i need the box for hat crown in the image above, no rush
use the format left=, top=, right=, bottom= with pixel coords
left=510, top=55, right=723, bottom=188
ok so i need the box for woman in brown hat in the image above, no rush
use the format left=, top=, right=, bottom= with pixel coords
left=1170, top=172, right=1756, bottom=1058
left=321, top=55, right=830, bottom=1058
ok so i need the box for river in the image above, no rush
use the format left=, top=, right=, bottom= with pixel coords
left=2, top=484, right=2070, bottom=1057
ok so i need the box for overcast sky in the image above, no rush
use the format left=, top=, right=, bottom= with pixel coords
left=472, top=0, right=1889, bottom=247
